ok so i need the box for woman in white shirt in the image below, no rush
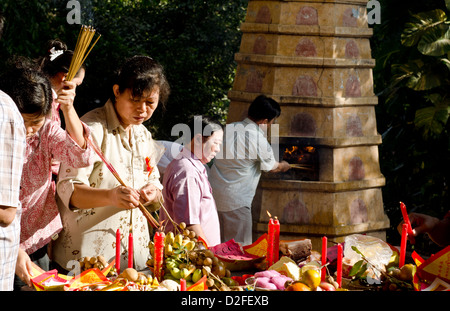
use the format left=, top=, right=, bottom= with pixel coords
left=53, top=56, right=171, bottom=272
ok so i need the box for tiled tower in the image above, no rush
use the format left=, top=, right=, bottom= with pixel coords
left=226, top=0, right=389, bottom=249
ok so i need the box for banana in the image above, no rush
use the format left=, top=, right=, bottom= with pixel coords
left=185, top=241, right=195, bottom=251
left=180, top=266, right=195, bottom=282
left=165, top=232, right=175, bottom=245
left=192, top=269, right=202, bottom=283
left=170, top=267, right=182, bottom=279
left=180, top=268, right=189, bottom=280
left=165, top=260, right=177, bottom=270
left=174, top=234, right=183, bottom=247
left=165, top=243, right=173, bottom=256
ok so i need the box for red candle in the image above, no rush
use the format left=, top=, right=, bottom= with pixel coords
left=321, top=236, right=327, bottom=281
left=336, top=244, right=343, bottom=288
left=399, top=201, right=415, bottom=244
left=399, top=223, right=408, bottom=268
left=180, top=278, right=186, bottom=291
left=115, top=229, right=121, bottom=274
left=267, top=218, right=275, bottom=267
left=154, top=231, right=165, bottom=282
left=128, top=229, right=134, bottom=269
left=273, top=217, right=280, bottom=263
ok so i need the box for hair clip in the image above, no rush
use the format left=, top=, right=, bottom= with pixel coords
left=49, top=47, right=64, bottom=61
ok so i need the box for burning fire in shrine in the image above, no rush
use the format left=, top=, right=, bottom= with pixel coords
left=283, top=145, right=316, bottom=165
left=270, top=143, right=319, bottom=181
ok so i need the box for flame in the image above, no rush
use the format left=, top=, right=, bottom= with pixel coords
left=283, top=145, right=315, bottom=164
left=305, top=146, right=315, bottom=153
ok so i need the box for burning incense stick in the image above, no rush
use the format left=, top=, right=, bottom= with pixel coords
left=85, top=137, right=160, bottom=228
left=66, top=25, right=101, bottom=81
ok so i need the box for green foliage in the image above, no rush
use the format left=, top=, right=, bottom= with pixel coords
left=0, top=0, right=247, bottom=140
left=372, top=0, right=449, bottom=249
left=392, top=7, right=450, bottom=138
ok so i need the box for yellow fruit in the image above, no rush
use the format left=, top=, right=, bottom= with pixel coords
left=192, top=269, right=203, bottom=283
left=170, top=267, right=181, bottom=279
left=301, top=269, right=321, bottom=290
left=174, top=234, right=183, bottom=246
left=165, top=232, right=175, bottom=245
left=398, top=264, right=416, bottom=282
left=180, top=268, right=192, bottom=281
left=165, top=243, right=173, bottom=256
left=185, top=241, right=196, bottom=251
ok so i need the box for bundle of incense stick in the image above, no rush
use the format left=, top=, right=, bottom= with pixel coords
left=66, top=25, right=101, bottom=81
left=85, top=137, right=160, bottom=228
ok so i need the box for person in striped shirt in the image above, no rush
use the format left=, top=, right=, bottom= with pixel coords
left=0, top=89, right=26, bottom=291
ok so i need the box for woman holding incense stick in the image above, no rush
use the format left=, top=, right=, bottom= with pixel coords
left=0, top=59, right=94, bottom=290
left=40, top=39, right=86, bottom=127
left=39, top=39, right=87, bottom=178
left=54, top=55, right=171, bottom=273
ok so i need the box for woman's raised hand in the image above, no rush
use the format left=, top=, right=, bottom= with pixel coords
left=56, top=80, right=77, bottom=112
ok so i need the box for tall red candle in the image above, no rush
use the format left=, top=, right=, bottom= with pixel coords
left=336, top=244, right=343, bottom=287
left=180, top=278, right=187, bottom=291
left=267, top=218, right=275, bottom=267
left=399, top=223, right=408, bottom=268
left=273, top=217, right=280, bottom=263
left=154, top=231, right=165, bottom=282
left=400, top=202, right=415, bottom=244
left=115, top=229, right=121, bottom=274
left=321, top=236, right=327, bottom=281
left=128, top=229, right=134, bottom=269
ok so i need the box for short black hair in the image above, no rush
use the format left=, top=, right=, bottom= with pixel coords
left=39, top=39, right=84, bottom=79
left=247, top=94, right=281, bottom=122
left=112, top=55, right=171, bottom=108
left=185, top=115, right=223, bottom=143
left=0, top=58, right=52, bottom=116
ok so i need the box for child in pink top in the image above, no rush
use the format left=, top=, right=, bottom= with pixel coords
left=0, top=60, right=94, bottom=289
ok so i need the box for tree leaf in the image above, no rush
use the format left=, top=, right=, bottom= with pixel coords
left=418, top=26, right=450, bottom=56
left=349, top=259, right=364, bottom=277
left=355, top=263, right=368, bottom=279
left=401, top=9, right=448, bottom=47
left=415, top=101, right=450, bottom=137
left=392, top=60, right=444, bottom=91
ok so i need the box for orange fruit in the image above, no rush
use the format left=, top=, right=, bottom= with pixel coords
left=286, top=282, right=311, bottom=291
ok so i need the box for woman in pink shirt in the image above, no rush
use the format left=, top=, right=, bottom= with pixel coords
left=161, top=115, right=223, bottom=247
left=0, top=61, right=94, bottom=289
